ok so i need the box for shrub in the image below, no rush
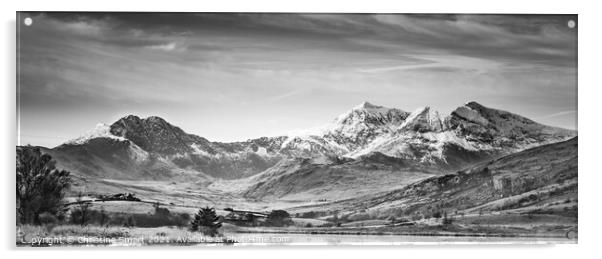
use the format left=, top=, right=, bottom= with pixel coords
left=298, top=211, right=318, bottom=218
left=265, top=210, right=293, bottom=227
left=100, top=210, right=189, bottom=228
left=38, top=212, right=59, bottom=231
left=38, top=212, right=58, bottom=225
left=124, top=215, right=136, bottom=228
left=153, top=203, right=170, bottom=216
left=410, top=214, right=423, bottom=221
left=99, top=207, right=109, bottom=227
left=442, top=211, right=453, bottom=225
left=70, top=193, right=91, bottom=226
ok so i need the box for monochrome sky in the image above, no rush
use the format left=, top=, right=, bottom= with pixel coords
left=18, top=13, right=577, bottom=147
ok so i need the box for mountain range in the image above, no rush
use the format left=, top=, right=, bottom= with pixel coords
left=41, top=101, right=575, bottom=183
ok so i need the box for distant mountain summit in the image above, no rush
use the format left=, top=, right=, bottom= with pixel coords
left=109, top=115, right=206, bottom=155
left=326, top=102, right=410, bottom=149
left=50, top=101, right=576, bottom=180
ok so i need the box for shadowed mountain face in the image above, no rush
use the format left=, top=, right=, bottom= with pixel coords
left=42, top=101, right=576, bottom=181
left=109, top=115, right=204, bottom=155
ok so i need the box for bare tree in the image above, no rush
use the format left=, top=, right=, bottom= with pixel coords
left=70, top=192, right=91, bottom=226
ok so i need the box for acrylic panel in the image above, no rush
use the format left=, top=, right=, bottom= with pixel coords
left=16, top=12, right=578, bottom=246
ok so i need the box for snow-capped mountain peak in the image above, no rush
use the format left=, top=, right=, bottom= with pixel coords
left=108, top=115, right=201, bottom=154
left=322, top=102, right=411, bottom=149
left=333, top=101, right=409, bottom=126
left=353, top=101, right=383, bottom=110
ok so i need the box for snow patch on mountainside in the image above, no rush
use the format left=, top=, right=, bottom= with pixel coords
left=347, top=130, right=488, bottom=161
left=190, top=143, right=212, bottom=157
left=255, top=146, right=268, bottom=156
left=285, top=124, right=332, bottom=140
left=64, top=123, right=127, bottom=145
left=421, top=131, right=480, bottom=151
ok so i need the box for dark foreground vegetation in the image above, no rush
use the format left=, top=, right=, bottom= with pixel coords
left=17, top=147, right=71, bottom=225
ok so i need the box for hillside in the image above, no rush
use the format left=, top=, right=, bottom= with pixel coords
left=240, top=153, right=436, bottom=200
left=308, top=137, right=577, bottom=222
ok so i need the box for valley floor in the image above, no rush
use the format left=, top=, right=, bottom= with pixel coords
left=50, top=135, right=577, bottom=246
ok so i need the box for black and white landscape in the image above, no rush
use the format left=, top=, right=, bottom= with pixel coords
left=16, top=13, right=577, bottom=245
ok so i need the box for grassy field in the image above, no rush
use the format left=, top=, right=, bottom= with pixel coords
left=17, top=208, right=577, bottom=246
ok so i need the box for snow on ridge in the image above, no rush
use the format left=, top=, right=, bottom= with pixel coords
left=190, top=143, right=212, bottom=156
left=399, top=106, right=429, bottom=129
left=255, top=146, right=268, bottom=156
left=334, top=102, right=404, bottom=124
left=281, top=134, right=323, bottom=150
left=352, top=101, right=391, bottom=112
left=64, top=123, right=127, bottom=145
left=277, top=102, right=407, bottom=152
left=421, top=131, right=480, bottom=152
left=285, top=124, right=333, bottom=138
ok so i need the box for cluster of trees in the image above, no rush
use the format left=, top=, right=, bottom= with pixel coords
left=16, top=147, right=71, bottom=225
left=70, top=202, right=189, bottom=228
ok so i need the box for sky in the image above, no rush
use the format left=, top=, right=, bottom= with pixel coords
left=17, top=13, right=577, bottom=147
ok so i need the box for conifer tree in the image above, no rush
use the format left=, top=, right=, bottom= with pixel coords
left=190, top=207, right=222, bottom=237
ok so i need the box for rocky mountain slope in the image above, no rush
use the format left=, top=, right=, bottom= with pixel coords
left=44, top=101, right=575, bottom=181
left=315, top=137, right=577, bottom=220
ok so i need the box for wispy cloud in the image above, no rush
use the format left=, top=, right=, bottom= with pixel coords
left=147, top=42, right=178, bottom=51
